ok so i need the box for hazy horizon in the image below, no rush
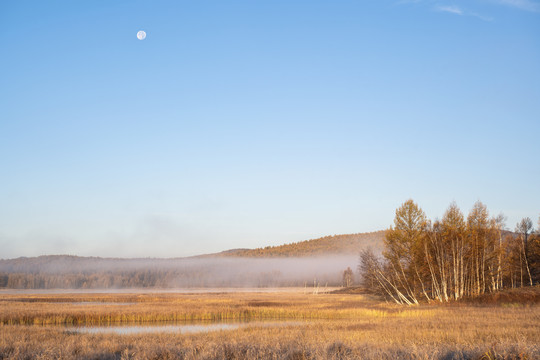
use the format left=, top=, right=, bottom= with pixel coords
left=0, top=255, right=360, bottom=289
left=1, top=0, right=539, bottom=258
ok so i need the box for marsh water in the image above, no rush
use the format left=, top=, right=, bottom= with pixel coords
left=66, top=320, right=301, bottom=335
left=0, top=287, right=321, bottom=295
left=68, top=302, right=135, bottom=306
left=2, top=289, right=314, bottom=336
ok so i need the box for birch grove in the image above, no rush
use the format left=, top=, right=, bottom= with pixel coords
left=359, top=200, right=539, bottom=304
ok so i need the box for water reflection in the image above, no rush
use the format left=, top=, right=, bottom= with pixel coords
left=69, top=302, right=135, bottom=306
left=67, top=320, right=300, bottom=335
left=71, top=323, right=239, bottom=335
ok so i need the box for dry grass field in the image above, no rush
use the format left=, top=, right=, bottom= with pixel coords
left=0, top=289, right=539, bottom=359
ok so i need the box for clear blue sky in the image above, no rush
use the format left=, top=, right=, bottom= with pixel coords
left=1, top=0, right=539, bottom=258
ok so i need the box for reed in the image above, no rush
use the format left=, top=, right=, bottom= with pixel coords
left=0, top=292, right=409, bottom=325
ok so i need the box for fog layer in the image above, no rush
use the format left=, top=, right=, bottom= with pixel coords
left=0, top=255, right=360, bottom=289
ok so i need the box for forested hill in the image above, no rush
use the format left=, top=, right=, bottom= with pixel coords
left=211, top=231, right=385, bottom=257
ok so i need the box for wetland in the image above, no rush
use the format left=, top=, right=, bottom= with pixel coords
left=0, top=288, right=539, bottom=359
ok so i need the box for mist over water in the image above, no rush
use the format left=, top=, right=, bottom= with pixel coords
left=0, top=255, right=360, bottom=289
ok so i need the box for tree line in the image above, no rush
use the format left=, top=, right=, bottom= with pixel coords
left=0, top=269, right=302, bottom=289
left=359, top=200, right=540, bottom=304
left=0, top=256, right=352, bottom=289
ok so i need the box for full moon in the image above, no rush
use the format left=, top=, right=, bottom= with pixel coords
left=137, top=31, right=146, bottom=40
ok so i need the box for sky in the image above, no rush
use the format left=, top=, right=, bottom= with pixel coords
left=1, top=0, right=539, bottom=258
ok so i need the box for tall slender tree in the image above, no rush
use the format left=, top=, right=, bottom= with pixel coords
left=492, top=214, right=506, bottom=290
left=440, top=202, right=467, bottom=300
left=342, top=267, right=354, bottom=287
left=516, top=217, right=534, bottom=286
left=383, top=199, right=428, bottom=304
left=466, top=201, right=494, bottom=296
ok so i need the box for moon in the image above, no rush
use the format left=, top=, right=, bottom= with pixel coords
left=137, top=31, right=146, bottom=40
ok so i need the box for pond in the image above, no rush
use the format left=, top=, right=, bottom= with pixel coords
left=65, top=320, right=302, bottom=335
left=68, top=302, right=135, bottom=306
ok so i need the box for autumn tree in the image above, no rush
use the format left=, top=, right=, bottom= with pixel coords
left=422, top=202, right=468, bottom=302
left=515, top=217, right=534, bottom=286
left=358, top=248, right=380, bottom=290
left=492, top=214, right=507, bottom=290
left=381, top=199, right=429, bottom=304
left=529, top=216, right=540, bottom=284
left=465, top=201, right=498, bottom=296
left=342, top=267, right=354, bottom=287
left=358, top=248, right=404, bottom=304
left=502, top=233, right=524, bottom=288
left=442, top=203, right=467, bottom=299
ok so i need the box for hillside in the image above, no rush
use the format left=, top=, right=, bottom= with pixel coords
left=211, top=231, right=385, bottom=257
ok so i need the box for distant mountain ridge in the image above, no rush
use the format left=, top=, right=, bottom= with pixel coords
left=0, top=231, right=385, bottom=264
